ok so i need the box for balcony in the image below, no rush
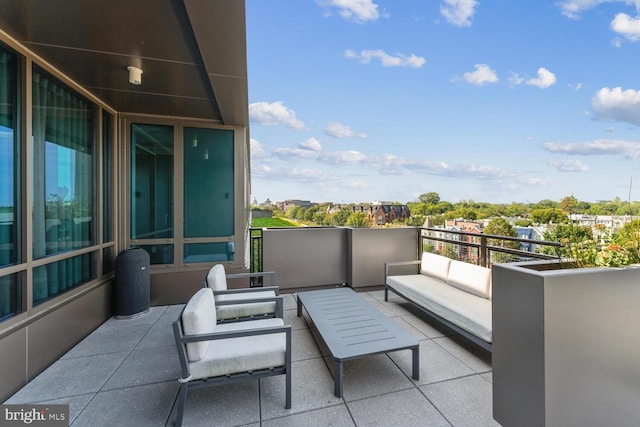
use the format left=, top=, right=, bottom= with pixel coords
left=4, top=290, right=495, bottom=426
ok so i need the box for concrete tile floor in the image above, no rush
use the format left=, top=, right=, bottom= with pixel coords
left=4, top=289, right=498, bottom=426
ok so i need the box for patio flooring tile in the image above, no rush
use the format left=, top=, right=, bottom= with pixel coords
left=102, top=346, right=181, bottom=390
left=388, top=339, right=475, bottom=385
left=421, top=375, right=499, bottom=427
left=433, top=336, right=492, bottom=374
left=262, top=404, right=355, bottom=427
left=171, top=381, right=260, bottom=427
left=62, top=324, right=151, bottom=358
left=323, top=354, right=415, bottom=402
left=347, top=388, right=450, bottom=427
left=4, top=289, right=497, bottom=426
left=73, top=381, right=178, bottom=427
left=260, top=358, right=343, bottom=420
left=292, top=328, right=322, bottom=361
left=6, top=352, right=128, bottom=403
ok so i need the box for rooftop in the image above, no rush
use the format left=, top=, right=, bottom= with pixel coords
left=4, top=289, right=495, bottom=426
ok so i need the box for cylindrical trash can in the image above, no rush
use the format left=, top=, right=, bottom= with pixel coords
left=114, top=248, right=150, bottom=319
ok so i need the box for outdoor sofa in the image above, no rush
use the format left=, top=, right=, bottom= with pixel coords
left=385, top=252, right=492, bottom=351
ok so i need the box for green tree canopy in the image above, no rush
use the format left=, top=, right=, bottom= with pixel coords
left=530, top=208, right=568, bottom=225
left=418, top=192, right=440, bottom=205
left=331, top=209, right=351, bottom=226
left=346, top=211, right=371, bottom=228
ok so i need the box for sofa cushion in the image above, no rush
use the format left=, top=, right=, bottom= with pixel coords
left=420, top=252, right=451, bottom=282
left=182, top=288, right=217, bottom=362
left=387, top=274, right=492, bottom=343
left=446, top=260, right=491, bottom=299
left=189, top=318, right=286, bottom=381
left=206, top=264, right=227, bottom=291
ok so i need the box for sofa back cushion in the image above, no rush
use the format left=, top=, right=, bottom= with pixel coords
left=182, top=288, right=217, bottom=362
left=446, top=260, right=491, bottom=299
left=206, top=264, right=227, bottom=291
left=420, top=252, right=451, bottom=282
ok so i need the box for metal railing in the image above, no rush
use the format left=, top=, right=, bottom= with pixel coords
left=419, top=227, right=562, bottom=267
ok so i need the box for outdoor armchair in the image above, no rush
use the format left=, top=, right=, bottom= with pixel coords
left=204, top=264, right=282, bottom=322
left=173, top=287, right=291, bottom=427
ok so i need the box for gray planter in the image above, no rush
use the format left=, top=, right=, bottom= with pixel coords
left=492, top=260, right=640, bottom=427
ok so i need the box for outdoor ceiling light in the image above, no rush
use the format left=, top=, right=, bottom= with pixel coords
left=127, top=66, right=143, bottom=85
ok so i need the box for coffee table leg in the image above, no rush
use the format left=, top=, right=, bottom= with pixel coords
left=334, top=359, right=343, bottom=398
left=412, top=346, right=420, bottom=380
left=297, top=296, right=302, bottom=317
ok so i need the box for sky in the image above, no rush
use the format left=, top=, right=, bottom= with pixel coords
left=245, top=0, right=640, bottom=205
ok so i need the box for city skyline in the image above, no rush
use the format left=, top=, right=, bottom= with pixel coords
left=246, top=0, right=640, bottom=205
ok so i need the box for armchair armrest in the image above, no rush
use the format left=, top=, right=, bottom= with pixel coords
left=181, top=324, right=291, bottom=343
left=216, top=295, right=284, bottom=318
left=226, top=271, right=276, bottom=287
left=213, top=286, right=279, bottom=295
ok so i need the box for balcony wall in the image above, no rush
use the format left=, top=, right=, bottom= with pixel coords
left=261, top=227, right=418, bottom=290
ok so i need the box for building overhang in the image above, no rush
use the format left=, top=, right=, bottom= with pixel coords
left=0, top=0, right=248, bottom=126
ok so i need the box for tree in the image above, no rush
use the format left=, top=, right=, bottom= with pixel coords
left=346, top=211, right=371, bottom=228
left=407, top=215, right=426, bottom=227
left=429, top=201, right=452, bottom=214
left=418, top=192, right=440, bottom=205
left=559, top=195, right=578, bottom=213
left=505, top=203, right=527, bottom=217
left=530, top=208, right=568, bottom=225
left=484, top=217, right=519, bottom=263
left=331, top=209, right=351, bottom=226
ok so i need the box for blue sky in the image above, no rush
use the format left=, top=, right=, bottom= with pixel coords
left=246, top=0, right=640, bottom=205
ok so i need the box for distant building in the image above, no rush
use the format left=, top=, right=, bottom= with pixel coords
left=369, top=203, right=411, bottom=226
left=278, top=199, right=315, bottom=211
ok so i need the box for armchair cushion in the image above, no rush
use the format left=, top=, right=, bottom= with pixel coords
left=189, top=318, right=287, bottom=381
left=182, top=288, right=217, bottom=362
left=206, top=264, right=228, bottom=291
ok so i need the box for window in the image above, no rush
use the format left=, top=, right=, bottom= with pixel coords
left=183, top=127, right=234, bottom=239
left=0, top=45, right=20, bottom=318
left=130, top=124, right=174, bottom=241
left=130, top=124, right=237, bottom=265
left=31, top=67, right=95, bottom=302
left=183, top=127, right=235, bottom=263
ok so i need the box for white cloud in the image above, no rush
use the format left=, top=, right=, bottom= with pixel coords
left=611, top=12, right=640, bottom=40
left=316, top=0, right=380, bottom=24
left=526, top=68, right=557, bottom=89
left=508, top=72, right=525, bottom=87
left=440, top=0, right=478, bottom=27
left=319, top=150, right=369, bottom=164
left=344, top=49, right=426, bottom=68
left=541, top=139, right=640, bottom=159
left=250, top=138, right=267, bottom=158
left=299, top=137, right=322, bottom=151
left=249, top=101, right=305, bottom=130
left=273, top=147, right=321, bottom=160
left=557, top=0, right=640, bottom=19
left=591, top=87, right=640, bottom=126
left=569, top=82, right=584, bottom=91
left=548, top=159, right=590, bottom=172
left=461, top=64, right=499, bottom=86
left=325, top=122, right=367, bottom=138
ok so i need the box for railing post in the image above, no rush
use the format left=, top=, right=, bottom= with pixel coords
left=480, top=235, right=488, bottom=267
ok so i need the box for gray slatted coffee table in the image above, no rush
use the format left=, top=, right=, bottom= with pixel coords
left=297, top=287, right=419, bottom=397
